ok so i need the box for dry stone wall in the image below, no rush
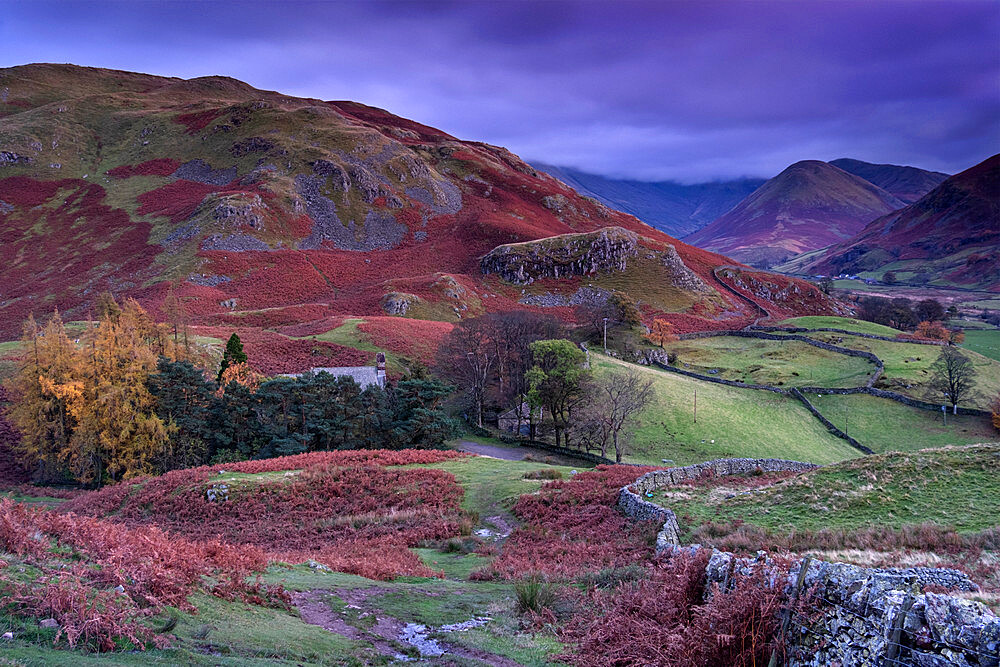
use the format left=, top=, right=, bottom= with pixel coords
left=617, top=458, right=819, bottom=550
left=619, top=463, right=998, bottom=666
left=702, top=551, right=996, bottom=667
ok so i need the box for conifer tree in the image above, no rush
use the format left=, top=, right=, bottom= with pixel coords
left=217, top=333, right=248, bottom=382
left=7, top=311, right=80, bottom=481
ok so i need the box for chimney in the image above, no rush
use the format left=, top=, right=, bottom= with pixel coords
left=376, top=352, right=386, bottom=385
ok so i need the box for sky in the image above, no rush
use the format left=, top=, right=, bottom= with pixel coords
left=2, top=0, right=998, bottom=183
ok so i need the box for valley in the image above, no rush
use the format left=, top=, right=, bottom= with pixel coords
left=0, top=55, right=997, bottom=667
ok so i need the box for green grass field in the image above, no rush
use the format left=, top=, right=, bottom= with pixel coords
left=654, top=444, right=1000, bottom=535
left=672, top=336, right=876, bottom=388
left=407, top=455, right=578, bottom=520
left=594, top=355, right=861, bottom=466
left=808, top=392, right=998, bottom=453
left=962, top=328, right=1000, bottom=362
left=799, top=331, right=1000, bottom=407
left=774, top=316, right=902, bottom=337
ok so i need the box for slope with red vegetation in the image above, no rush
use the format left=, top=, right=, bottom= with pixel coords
left=0, top=177, right=160, bottom=333
left=357, top=317, right=454, bottom=363
left=478, top=465, right=663, bottom=579
left=0, top=63, right=839, bottom=346
left=64, top=449, right=469, bottom=580
left=106, top=158, right=181, bottom=179
left=802, top=154, right=1000, bottom=291
left=193, top=326, right=371, bottom=374
left=0, top=497, right=284, bottom=651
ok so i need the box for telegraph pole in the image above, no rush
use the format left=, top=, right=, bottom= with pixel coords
left=603, top=317, right=608, bottom=354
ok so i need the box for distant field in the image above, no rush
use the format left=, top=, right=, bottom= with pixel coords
left=672, top=335, right=875, bottom=388
left=594, top=356, right=861, bottom=466
left=962, top=328, right=1000, bottom=362
left=809, top=392, right=998, bottom=453
left=801, top=332, right=1000, bottom=407
left=775, top=315, right=902, bottom=337
left=655, top=444, right=1000, bottom=535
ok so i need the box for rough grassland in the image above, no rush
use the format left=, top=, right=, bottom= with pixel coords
left=809, top=393, right=998, bottom=454
left=655, top=444, right=1000, bottom=534
left=595, top=356, right=860, bottom=466
left=672, top=335, right=875, bottom=388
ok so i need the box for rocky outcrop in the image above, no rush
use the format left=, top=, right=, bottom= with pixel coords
left=481, top=226, right=639, bottom=284
left=381, top=292, right=421, bottom=316
left=293, top=174, right=407, bottom=251
left=660, top=244, right=712, bottom=293
left=0, top=151, right=32, bottom=166
left=173, top=158, right=237, bottom=185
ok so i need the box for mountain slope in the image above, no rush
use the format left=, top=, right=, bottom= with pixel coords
left=532, top=162, right=764, bottom=237
left=798, top=154, right=1000, bottom=290
left=0, top=64, right=842, bottom=361
left=829, top=158, right=949, bottom=204
left=684, top=160, right=905, bottom=268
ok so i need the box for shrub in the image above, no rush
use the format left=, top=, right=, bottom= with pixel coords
left=514, top=573, right=558, bottom=615
left=64, top=449, right=471, bottom=580
left=560, top=549, right=787, bottom=667
left=486, top=464, right=662, bottom=578
left=523, top=469, right=563, bottom=480
left=0, top=498, right=285, bottom=651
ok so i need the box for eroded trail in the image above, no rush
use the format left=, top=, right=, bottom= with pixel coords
left=292, top=585, right=525, bottom=666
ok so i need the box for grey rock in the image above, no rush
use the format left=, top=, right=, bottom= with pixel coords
left=174, top=159, right=237, bottom=185
left=483, top=227, right=639, bottom=284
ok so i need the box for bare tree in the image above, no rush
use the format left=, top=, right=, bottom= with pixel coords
left=436, top=318, right=496, bottom=428
left=926, top=347, right=978, bottom=414
left=588, top=369, right=655, bottom=463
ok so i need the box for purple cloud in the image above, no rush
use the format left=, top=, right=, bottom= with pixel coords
left=1, top=0, right=996, bottom=181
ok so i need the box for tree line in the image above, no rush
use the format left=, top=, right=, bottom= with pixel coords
left=436, top=311, right=653, bottom=462
left=5, top=297, right=456, bottom=487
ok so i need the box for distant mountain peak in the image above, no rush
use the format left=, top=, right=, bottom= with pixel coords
left=829, top=158, right=950, bottom=204
left=683, top=159, right=905, bottom=268
left=794, top=154, right=999, bottom=290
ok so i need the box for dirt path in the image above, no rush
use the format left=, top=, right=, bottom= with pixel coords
left=456, top=439, right=590, bottom=467
left=456, top=440, right=532, bottom=461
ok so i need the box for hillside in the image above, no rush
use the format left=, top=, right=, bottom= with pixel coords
left=0, top=64, right=841, bottom=362
left=829, top=158, right=949, bottom=204
left=684, top=160, right=905, bottom=268
left=795, top=155, right=1000, bottom=290
left=533, top=162, right=764, bottom=237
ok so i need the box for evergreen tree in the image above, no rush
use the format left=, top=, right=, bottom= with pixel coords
left=388, top=379, right=457, bottom=449
left=217, top=333, right=248, bottom=382
left=148, top=357, right=219, bottom=471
